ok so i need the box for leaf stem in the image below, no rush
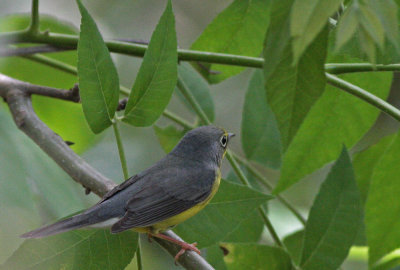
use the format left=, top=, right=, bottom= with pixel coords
left=258, top=207, right=284, bottom=247
left=326, top=73, right=400, bottom=121
left=136, top=238, right=143, bottom=270
left=28, top=0, right=40, bottom=34
left=176, top=76, right=211, bottom=125
left=112, top=118, right=129, bottom=179
left=162, top=110, right=194, bottom=130
left=22, top=53, right=77, bottom=75
left=112, top=117, right=143, bottom=267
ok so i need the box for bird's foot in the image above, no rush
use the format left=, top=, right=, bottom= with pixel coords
left=150, top=233, right=201, bottom=264
left=174, top=242, right=200, bottom=263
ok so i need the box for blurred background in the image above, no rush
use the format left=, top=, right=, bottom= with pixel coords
left=1, top=0, right=396, bottom=269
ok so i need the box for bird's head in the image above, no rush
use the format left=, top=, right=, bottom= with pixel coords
left=170, top=125, right=235, bottom=166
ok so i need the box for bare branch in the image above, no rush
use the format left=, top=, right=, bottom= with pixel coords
left=0, top=74, right=79, bottom=102
left=0, top=74, right=115, bottom=196
left=0, top=73, right=214, bottom=270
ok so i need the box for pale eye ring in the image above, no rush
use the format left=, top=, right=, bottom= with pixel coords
left=220, top=135, right=227, bottom=148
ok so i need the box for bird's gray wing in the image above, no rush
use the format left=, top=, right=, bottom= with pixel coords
left=111, top=165, right=216, bottom=233
left=96, top=174, right=141, bottom=205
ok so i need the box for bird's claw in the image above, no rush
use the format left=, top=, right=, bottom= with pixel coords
left=174, top=242, right=200, bottom=264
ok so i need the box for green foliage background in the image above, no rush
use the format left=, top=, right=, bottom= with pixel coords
left=1, top=0, right=400, bottom=269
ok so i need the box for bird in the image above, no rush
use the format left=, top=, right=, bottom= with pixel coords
left=21, top=125, right=235, bottom=261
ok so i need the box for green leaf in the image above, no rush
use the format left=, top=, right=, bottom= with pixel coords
left=241, top=70, right=281, bottom=169
left=300, top=147, right=362, bottom=270
left=0, top=15, right=95, bottom=153
left=177, top=63, right=214, bottom=122
left=334, top=0, right=392, bottom=63
left=174, top=179, right=272, bottom=248
left=353, top=135, right=395, bottom=204
left=222, top=243, right=292, bottom=270
left=366, top=0, right=399, bottom=51
left=223, top=169, right=264, bottom=244
left=77, top=0, right=120, bottom=134
left=358, top=3, right=385, bottom=50
left=290, top=0, right=343, bottom=62
left=206, top=245, right=227, bottom=270
left=0, top=110, right=89, bottom=263
left=1, top=229, right=138, bottom=270
left=283, top=230, right=304, bottom=265
left=335, top=3, right=359, bottom=50
left=264, top=0, right=328, bottom=150
left=191, top=0, right=271, bottom=84
left=372, top=256, right=400, bottom=270
left=275, top=70, right=392, bottom=193
left=366, top=132, right=400, bottom=264
left=123, top=0, right=177, bottom=126
left=153, top=125, right=185, bottom=153
left=222, top=209, right=264, bottom=243
left=352, top=131, right=389, bottom=246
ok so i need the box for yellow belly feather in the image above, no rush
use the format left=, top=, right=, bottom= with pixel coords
left=133, top=170, right=221, bottom=234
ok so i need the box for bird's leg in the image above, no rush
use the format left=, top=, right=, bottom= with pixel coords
left=150, top=233, right=200, bottom=262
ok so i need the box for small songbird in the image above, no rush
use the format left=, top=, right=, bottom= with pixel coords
left=21, top=125, right=234, bottom=261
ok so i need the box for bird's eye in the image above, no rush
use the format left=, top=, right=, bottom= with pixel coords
left=220, top=135, right=227, bottom=148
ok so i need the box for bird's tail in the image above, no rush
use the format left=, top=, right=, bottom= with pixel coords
left=20, top=203, right=112, bottom=239
left=20, top=212, right=95, bottom=239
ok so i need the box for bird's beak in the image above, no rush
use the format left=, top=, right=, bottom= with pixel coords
left=228, top=133, right=235, bottom=139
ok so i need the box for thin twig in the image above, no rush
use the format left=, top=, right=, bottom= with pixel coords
left=325, top=63, right=400, bottom=74
left=0, top=45, right=72, bottom=57
left=112, top=119, right=129, bottom=180
left=22, top=53, right=77, bottom=75
left=0, top=30, right=264, bottom=68
left=0, top=74, right=79, bottom=102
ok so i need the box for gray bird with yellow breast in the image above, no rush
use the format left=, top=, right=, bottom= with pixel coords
left=21, top=125, right=234, bottom=260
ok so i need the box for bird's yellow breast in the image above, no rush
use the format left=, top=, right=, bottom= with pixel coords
left=134, top=170, right=221, bottom=234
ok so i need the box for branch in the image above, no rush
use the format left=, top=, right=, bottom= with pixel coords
left=0, top=31, right=263, bottom=68
left=0, top=75, right=79, bottom=102
left=0, top=73, right=213, bottom=270
left=0, top=74, right=114, bottom=196
left=325, top=63, right=400, bottom=74
left=154, top=231, right=214, bottom=269
left=3, top=34, right=400, bottom=75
